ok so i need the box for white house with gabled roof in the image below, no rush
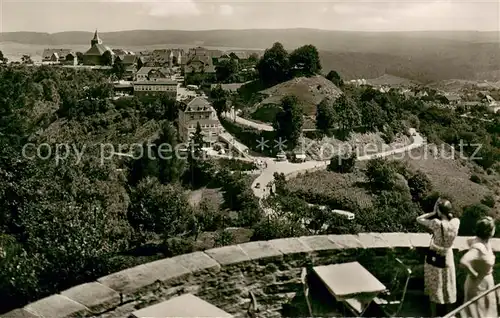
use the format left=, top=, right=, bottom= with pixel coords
left=178, top=97, right=222, bottom=146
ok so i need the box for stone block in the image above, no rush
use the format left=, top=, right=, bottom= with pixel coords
left=1, top=308, right=40, bottom=318
left=98, top=265, right=153, bottom=296
left=145, top=257, right=192, bottom=284
left=299, top=235, right=338, bottom=251
left=269, top=238, right=312, bottom=255
left=357, top=233, right=390, bottom=248
left=171, top=252, right=220, bottom=273
left=408, top=233, right=432, bottom=248
left=61, top=282, right=120, bottom=313
left=328, top=234, right=364, bottom=249
left=239, top=241, right=282, bottom=260
left=205, top=245, right=250, bottom=266
left=98, top=259, right=190, bottom=295
left=378, top=233, right=412, bottom=248
left=24, top=294, right=89, bottom=318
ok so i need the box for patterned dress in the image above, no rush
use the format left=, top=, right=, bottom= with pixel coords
left=422, top=218, right=460, bottom=304
left=461, top=241, right=497, bottom=318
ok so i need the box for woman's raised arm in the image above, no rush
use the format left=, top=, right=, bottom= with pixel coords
left=416, top=211, right=437, bottom=228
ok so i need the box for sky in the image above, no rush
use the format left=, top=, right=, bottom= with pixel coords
left=1, top=0, right=499, bottom=33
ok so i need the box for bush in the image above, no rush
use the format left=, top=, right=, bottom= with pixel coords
left=366, top=158, right=398, bottom=191
left=381, top=129, right=395, bottom=144
left=481, top=195, right=496, bottom=208
left=470, top=174, right=482, bottom=184
left=214, top=230, right=235, bottom=247
left=327, top=153, right=357, bottom=174
left=407, top=170, right=433, bottom=202
left=162, top=237, right=195, bottom=257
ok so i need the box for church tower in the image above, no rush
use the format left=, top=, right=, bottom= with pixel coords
left=91, top=30, right=102, bottom=47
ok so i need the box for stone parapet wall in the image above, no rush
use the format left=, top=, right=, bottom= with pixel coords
left=5, top=233, right=500, bottom=318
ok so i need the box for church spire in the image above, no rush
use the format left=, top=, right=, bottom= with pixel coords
left=91, top=29, right=102, bottom=46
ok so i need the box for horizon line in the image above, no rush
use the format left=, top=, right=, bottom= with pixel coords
left=2, top=28, right=499, bottom=34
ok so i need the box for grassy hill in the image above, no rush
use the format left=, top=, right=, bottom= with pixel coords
left=258, top=75, right=342, bottom=116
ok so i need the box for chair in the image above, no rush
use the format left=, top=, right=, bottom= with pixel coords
left=301, top=267, right=313, bottom=317
left=373, top=257, right=412, bottom=317
left=247, top=291, right=259, bottom=318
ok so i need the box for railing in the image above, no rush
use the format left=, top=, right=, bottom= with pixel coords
left=443, top=283, right=500, bottom=318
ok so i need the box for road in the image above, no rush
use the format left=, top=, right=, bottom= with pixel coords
left=219, top=112, right=426, bottom=214
left=222, top=110, right=274, bottom=132
left=249, top=129, right=425, bottom=211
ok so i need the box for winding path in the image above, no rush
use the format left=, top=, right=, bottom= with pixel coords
left=220, top=111, right=426, bottom=213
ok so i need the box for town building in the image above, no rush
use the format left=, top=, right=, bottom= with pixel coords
left=136, top=67, right=172, bottom=81
left=82, top=30, right=114, bottom=66
left=42, top=49, right=76, bottom=64
left=151, top=49, right=185, bottom=67
left=133, top=80, right=179, bottom=97
left=178, top=97, right=222, bottom=146
left=184, top=54, right=216, bottom=74
left=115, top=54, right=138, bottom=80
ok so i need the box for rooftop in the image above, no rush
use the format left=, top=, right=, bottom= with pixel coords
left=133, top=80, right=178, bottom=85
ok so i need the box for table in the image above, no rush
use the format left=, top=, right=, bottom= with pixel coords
left=313, top=262, right=387, bottom=316
left=131, top=293, right=233, bottom=318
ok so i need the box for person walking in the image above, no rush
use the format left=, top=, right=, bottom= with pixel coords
left=416, top=198, right=460, bottom=317
left=460, top=216, right=497, bottom=318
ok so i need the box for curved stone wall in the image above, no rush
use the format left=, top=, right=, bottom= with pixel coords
left=5, top=233, right=500, bottom=318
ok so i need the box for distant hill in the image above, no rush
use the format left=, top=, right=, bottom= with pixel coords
left=364, top=74, right=420, bottom=87
left=1, top=29, right=500, bottom=82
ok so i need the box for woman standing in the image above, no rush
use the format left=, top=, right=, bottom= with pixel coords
left=417, top=198, right=460, bottom=317
left=460, top=216, right=497, bottom=318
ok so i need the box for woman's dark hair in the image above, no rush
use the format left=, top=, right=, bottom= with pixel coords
left=438, top=200, right=454, bottom=220
left=476, top=217, right=495, bottom=240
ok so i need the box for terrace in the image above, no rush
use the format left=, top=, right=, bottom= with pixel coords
left=7, top=233, right=500, bottom=318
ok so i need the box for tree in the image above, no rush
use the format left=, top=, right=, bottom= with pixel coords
left=248, top=53, right=259, bottom=64
left=101, top=51, right=114, bottom=66
left=366, top=158, right=398, bottom=191
left=459, top=204, right=491, bottom=237
left=186, top=122, right=208, bottom=187
left=215, top=59, right=238, bottom=82
left=328, top=152, right=357, bottom=174
left=76, top=52, right=84, bottom=64
left=273, top=95, right=304, bottom=147
left=360, top=100, right=386, bottom=132
left=289, top=44, right=322, bottom=77
left=333, top=94, right=361, bottom=136
left=273, top=172, right=288, bottom=195
left=128, top=177, right=192, bottom=238
left=407, top=170, right=433, bottom=202
left=316, top=97, right=336, bottom=134
left=256, top=42, right=290, bottom=86
left=111, top=58, right=127, bottom=80
left=210, top=85, right=229, bottom=116
left=21, top=54, right=33, bottom=64
left=326, top=70, right=344, bottom=87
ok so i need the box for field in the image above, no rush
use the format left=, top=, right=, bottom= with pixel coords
left=305, top=132, right=411, bottom=160
left=287, top=169, right=375, bottom=209
left=187, top=187, right=223, bottom=208
left=386, top=145, right=494, bottom=210
left=287, top=143, right=495, bottom=216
